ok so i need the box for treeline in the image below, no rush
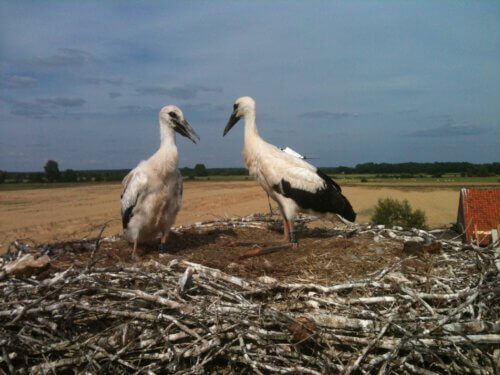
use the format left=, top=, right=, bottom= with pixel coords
left=0, top=161, right=246, bottom=184
left=0, top=161, right=498, bottom=184
left=0, top=169, right=131, bottom=184
left=320, top=162, right=500, bottom=177
left=180, top=165, right=248, bottom=178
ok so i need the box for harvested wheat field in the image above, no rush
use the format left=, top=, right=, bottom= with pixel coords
left=0, top=181, right=464, bottom=253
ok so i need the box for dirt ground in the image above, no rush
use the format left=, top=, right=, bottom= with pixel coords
left=0, top=181, right=461, bottom=253
left=43, top=223, right=405, bottom=284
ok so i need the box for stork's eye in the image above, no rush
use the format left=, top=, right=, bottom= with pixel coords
left=233, top=104, right=238, bottom=111
left=169, top=111, right=178, bottom=119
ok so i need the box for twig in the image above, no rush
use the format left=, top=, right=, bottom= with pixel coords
left=1, top=346, right=15, bottom=375
left=345, top=318, right=392, bottom=373
left=86, top=221, right=110, bottom=271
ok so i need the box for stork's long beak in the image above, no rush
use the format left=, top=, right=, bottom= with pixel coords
left=173, top=118, right=200, bottom=144
left=223, top=111, right=241, bottom=136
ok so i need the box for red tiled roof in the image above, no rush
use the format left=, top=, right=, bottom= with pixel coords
left=459, top=188, right=500, bottom=244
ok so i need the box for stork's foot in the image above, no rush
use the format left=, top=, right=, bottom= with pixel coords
left=132, top=242, right=139, bottom=261
left=227, top=240, right=282, bottom=248
left=159, top=233, right=169, bottom=252
left=239, top=243, right=293, bottom=259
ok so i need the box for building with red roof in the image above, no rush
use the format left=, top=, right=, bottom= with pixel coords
left=456, top=188, right=500, bottom=245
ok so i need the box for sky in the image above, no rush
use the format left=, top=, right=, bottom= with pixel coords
left=0, top=1, right=499, bottom=172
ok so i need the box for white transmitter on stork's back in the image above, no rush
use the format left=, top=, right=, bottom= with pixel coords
left=120, top=105, right=200, bottom=257
left=223, top=96, right=356, bottom=244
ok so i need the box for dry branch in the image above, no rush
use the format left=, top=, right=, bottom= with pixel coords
left=1, top=214, right=498, bottom=374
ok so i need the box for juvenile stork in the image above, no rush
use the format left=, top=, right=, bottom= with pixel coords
left=223, top=96, right=356, bottom=246
left=121, top=105, right=199, bottom=257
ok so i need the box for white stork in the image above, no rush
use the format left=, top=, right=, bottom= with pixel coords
left=223, top=96, right=356, bottom=245
left=121, top=105, right=199, bottom=257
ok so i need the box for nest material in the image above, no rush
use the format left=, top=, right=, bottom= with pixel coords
left=0, top=214, right=499, bottom=374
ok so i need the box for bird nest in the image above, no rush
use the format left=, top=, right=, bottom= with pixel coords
left=0, top=214, right=498, bottom=374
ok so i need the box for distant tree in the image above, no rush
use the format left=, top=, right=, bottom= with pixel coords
left=28, top=172, right=44, bottom=183
left=474, top=166, right=491, bottom=177
left=44, top=160, right=61, bottom=182
left=12, top=173, right=23, bottom=183
left=180, top=167, right=193, bottom=177
left=63, top=169, right=78, bottom=182
left=466, top=166, right=485, bottom=177
left=194, top=163, right=208, bottom=177
left=0, top=170, right=6, bottom=183
left=336, top=166, right=351, bottom=174
left=371, top=198, right=427, bottom=229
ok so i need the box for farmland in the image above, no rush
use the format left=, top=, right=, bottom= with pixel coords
left=2, top=177, right=498, bottom=253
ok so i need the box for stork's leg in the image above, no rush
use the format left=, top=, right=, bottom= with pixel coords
left=132, top=240, right=138, bottom=260
left=288, top=220, right=298, bottom=248
left=238, top=201, right=297, bottom=259
left=282, top=216, right=291, bottom=242
left=159, top=232, right=169, bottom=252
left=278, top=205, right=290, bottom=242
left=267, top=193, right=274, bottom=215
left=238, top=216, right=295, bottom=259
left=279, top=205, right=297, bottom=246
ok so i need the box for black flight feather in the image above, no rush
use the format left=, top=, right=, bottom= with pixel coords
left=273, top=170, right=356, bottom=222
left=122, top=205, right=135, bottom=229
left=316, top=169, right=342, bottom=192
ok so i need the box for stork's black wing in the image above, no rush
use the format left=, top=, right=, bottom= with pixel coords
left=273, top=168, right=356, bottom=222
left=120, top=170, right=148, bottom=229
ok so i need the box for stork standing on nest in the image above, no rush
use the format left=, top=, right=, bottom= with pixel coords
left=223, top=96, right=356, bottom=246
left=121, top=105, right=199, bottom=258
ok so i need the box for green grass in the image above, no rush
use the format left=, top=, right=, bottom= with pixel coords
left=0, top=181, right=120, bottom=192
left=330, top=174, right=500, bottom=184
left=1, top=174, right=498, bottom=191
left=189, top=173, right=500, bottom=184
left=185, top=175, right=252, bottom=182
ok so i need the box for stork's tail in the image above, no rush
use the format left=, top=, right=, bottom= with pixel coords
left=339, top=194, right=356, bottom=222
left=122, top=205, right=134, bottom=229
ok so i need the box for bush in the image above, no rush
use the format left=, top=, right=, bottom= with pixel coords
left=194, top=164, right=208, bottom=177
left=63, top=169, right=78, bottom=182
left=0, top=170, right=7, bottom=183
left=371, top=198, right=427, bottom=229
left=28, top=172, right=44, bottom=183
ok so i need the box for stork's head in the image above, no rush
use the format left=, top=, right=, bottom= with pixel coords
left=159, top=105, right=200, bottom=143
left=223, top=96, right=255, bottom=136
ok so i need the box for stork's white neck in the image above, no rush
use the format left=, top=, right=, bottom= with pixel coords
left=243, top=111, right=260, bottom=143
left=156, top=124, right=178, bottom=169
left=160, top=123, right=176, bottom=145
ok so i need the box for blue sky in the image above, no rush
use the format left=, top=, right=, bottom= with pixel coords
left=0, top=1, right=498, bottom=171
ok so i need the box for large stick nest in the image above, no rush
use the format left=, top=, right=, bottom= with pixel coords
left=0, top=214, right=498, bottom=374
